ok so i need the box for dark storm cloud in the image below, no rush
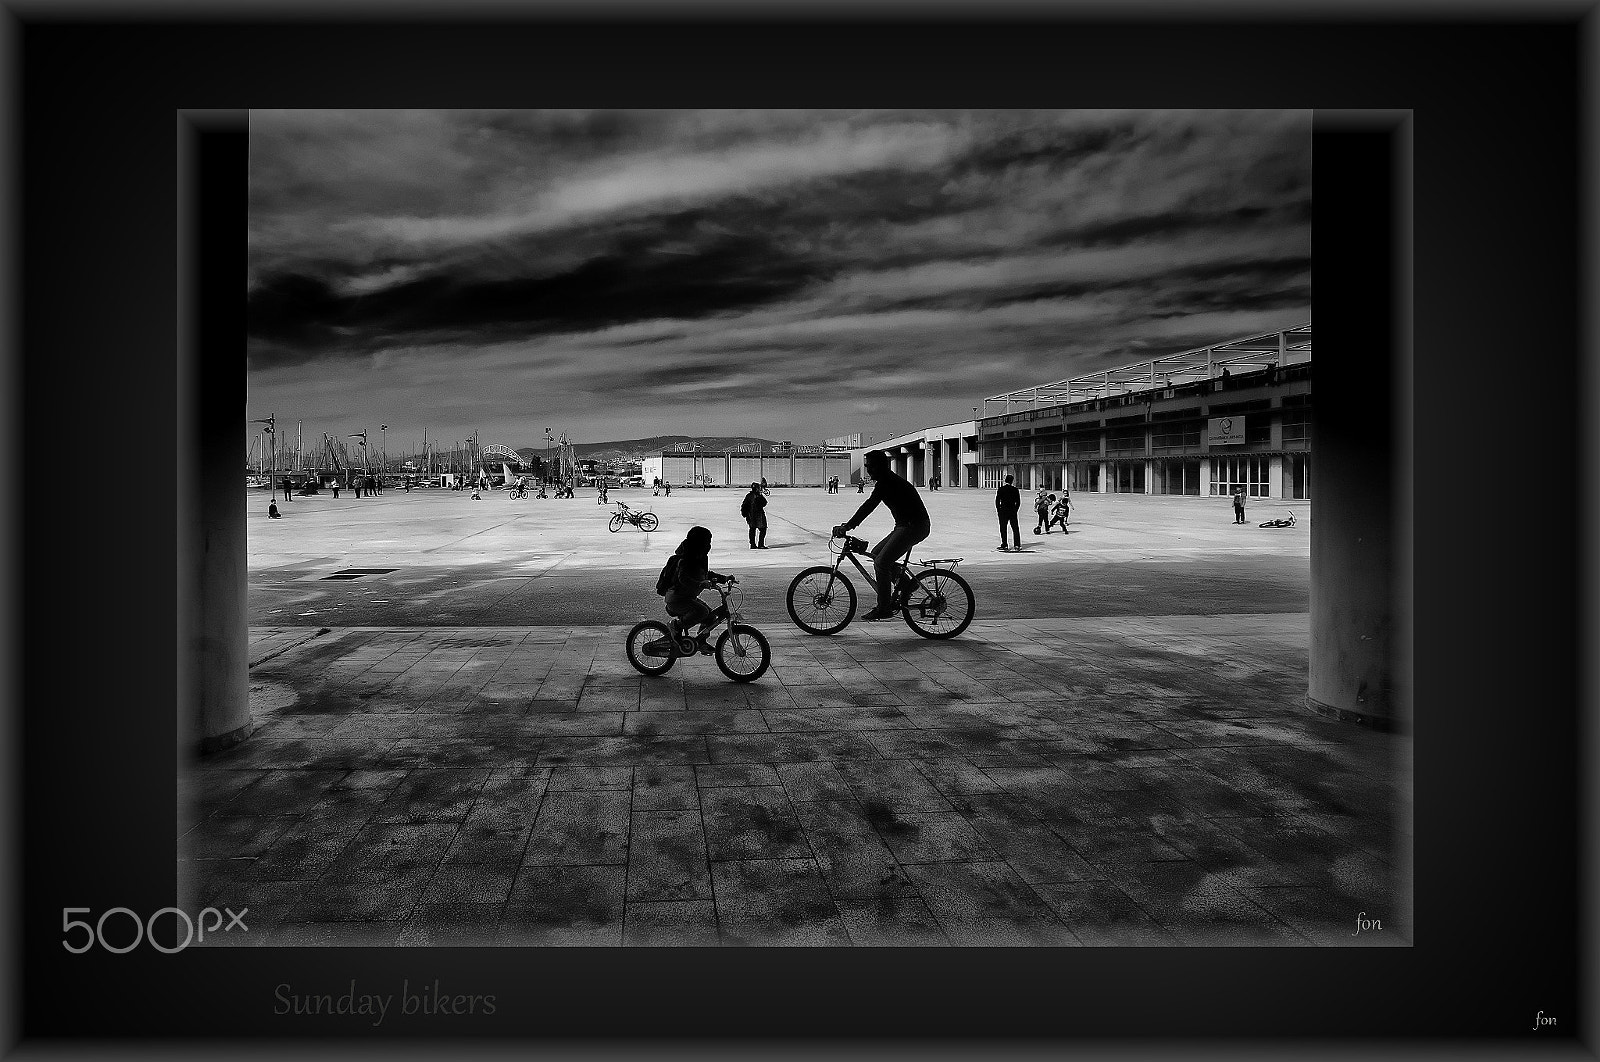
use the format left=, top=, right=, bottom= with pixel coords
left=248, top=228, right=828, bottom=369
left=247, top=109, right=1311, bottom=445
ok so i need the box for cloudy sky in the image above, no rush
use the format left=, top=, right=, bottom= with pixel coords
left=247, top=109, right=1310, bottom=458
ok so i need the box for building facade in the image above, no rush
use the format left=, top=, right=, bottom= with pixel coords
left=850, top=420, right=981, bottom=488
left=643, top=448, right=851, bottom=488
left=973, top=324, right=1312, bottom=499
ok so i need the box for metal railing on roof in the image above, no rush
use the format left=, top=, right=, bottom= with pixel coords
left=981, top=323, right=1311, bottom=417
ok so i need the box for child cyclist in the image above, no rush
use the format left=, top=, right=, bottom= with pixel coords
left=663, top=525, right=730, bottom=651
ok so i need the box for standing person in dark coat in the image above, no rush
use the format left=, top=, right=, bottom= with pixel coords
left=1233, top=488, right=1247, bottom=524
left=833, top=450, right=931, bottom=621
left=741, top=481, right=768, bottom=549
left=995, top=474, right=1022, bottom=551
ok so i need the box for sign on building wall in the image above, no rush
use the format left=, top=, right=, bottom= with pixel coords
left=1208, top=416, right=1247, bottom=446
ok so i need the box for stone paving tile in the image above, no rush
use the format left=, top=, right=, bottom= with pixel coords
left=1099, top=862, right=1311, bottom=946
left=396, top=902, right=505, bottom=946
left=774, top=761, right=859, bottom=805
left=266, top=921, right=407, bottom=947
left=501, top=865, right=625, bottom=946
left=441, top=818, right=532, bottom=869
left=710, top=859, right=851, bottom=946
left=626, top=809, right=711, bottom=902
left=623, top=901, right=721, bottom=946
left=246, top=820, right=368, bottom=881
left=522, top=790, right=631, bottom=866
left=955, top=795, right=1105, bottom=884
left=1031, top=880, right=1176, bottom=946
left=289, top=879, right=430, bottom=923
left=319, top=821, right=459, bottom=884
left=791, top=800, right=904, bottom=899
left=903, top=861, right=1078, bottom=946
left=872, top=810, right=1001, bottom=865
left=547, top=765, right=633, bottom=791
left=371, top=768, right=492, bottom=823
left=695, top=763, right=782, bottom=787
left=420, top=864, right=518, bottom=905
left=836, top=759, right=953, bottom=812
left=631, top=764, right=699, bottom=811
left=836, top=894, right=950, bottom=946
left=700, top=786, right=809, bottom=861
left=625, top=710, right=769, bottom=737
left=706, top=732, right=882, bottom=764
left=762, top=706, right=911, bottom=732
left=575, top=685, right=641, bottom=713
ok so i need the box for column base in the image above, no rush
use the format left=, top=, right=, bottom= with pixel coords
left=1306, top=695, right=1403, bottom=734
left=197, top=721, right=256, bottom=756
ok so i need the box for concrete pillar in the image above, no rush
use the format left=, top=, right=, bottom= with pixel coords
left=1199, top=457, right=1211, bottom=496
left=1307, top=120, right=1400, bottom=732
left=182, top=117, right=252, bottom=754
left=1269, top=455, right=1284, bottom=498
left=1145, top=459, right=1154, bottom=494
left=1099, top=461, right=1109, bottom=493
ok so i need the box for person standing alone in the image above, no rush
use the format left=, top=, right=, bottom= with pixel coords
left=1233, top=487, right=1246, bottom=524
left=741, top=481, right=768, bottom=548
left=995, top=474, right=1022, bottom=551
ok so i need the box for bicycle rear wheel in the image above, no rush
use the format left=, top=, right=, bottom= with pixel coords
left=625, top=620, right=678, bottom=676
left=715, top=624, right=771, bottom=682
left=608, top=513, right=624, bottom=532
left=639, top=512, right=659, bottom=532
left=901, top=568, right=974, bottom=640
left=786, top=567, right=857, bottom=635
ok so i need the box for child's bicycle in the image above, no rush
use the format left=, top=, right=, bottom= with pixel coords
left=786, top=532, right=974, bottom=639
left=1258, top=511, right=1297, bottom=528
left=507, top=482, right=528, bottom=500
left=625, top=576, right=771, bottom=682
left=609, top=501, right=659, bottom=533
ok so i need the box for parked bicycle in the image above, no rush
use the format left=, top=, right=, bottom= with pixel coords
left=1258, top=511, right=1297, bottom=528
left=609, top=500, right=660, bottom=533
left=625, top=576, right=771, bottom=682
left=786, top=532, right=974, bottom=639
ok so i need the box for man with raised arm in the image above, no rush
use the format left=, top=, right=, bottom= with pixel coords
left=832, top=450, right=930, bottom=621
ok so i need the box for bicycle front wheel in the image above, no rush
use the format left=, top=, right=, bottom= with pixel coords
left=625, top=620, right=678, bottom=676
left=639, top=513, right=659, bottom=532
left=902, top=568, right=975, bottom=640
left=786, top=567, right=857, bottom=635
left=716, top=624, right=771, bottom=682
left=608, top=513, right=624, bottom=533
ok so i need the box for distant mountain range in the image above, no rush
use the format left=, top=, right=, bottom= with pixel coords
left=512, top=436, right=782, bottom=466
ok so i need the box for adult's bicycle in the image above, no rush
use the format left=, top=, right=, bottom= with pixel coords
left=625, top=576, right=771, bottom=682
left=609, top=501, right=659, bottom=533
left=1258, top=511, right=1297, bottom=528
left=786, top=532, right=974, bottom=640
left=507, top=483, right=528, bottom=500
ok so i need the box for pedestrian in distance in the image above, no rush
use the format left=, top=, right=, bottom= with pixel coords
left=741, top=481, right=769, bottom=548
left=857, top=477, right=866, bottom=494
left=268, top=501, right=281, bottom=519
left=833, top=449, right=931, bottom=620
left=1033, top=486, right=1050, bottom=535
left=331, top=480, right=340, bottom=499
left=471, top=485, right=482, bottom=500
left=995, top=474, right=1022, bottom=551
left=354, top=479, right=362, bottom=499
left=664, top=482, right=672, bottom=497
left=1233, top=488, right=1246, bottom=524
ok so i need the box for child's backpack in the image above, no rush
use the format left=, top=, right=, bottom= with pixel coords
left=655, top=555, right=681, bottom=596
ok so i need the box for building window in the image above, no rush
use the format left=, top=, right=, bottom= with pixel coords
left=1282, top=409, right=1312, bottom=444
left=1152, top=424, right=1202, bottom=448
left=1066, top=461, right=1098, bottom=492
left=1066, top=434, right=1100, bottom=455
left=1154, top=458, right=1202, bottom=495
left=1210, top=456, right=1270, bottom=498
left=1289, top=454, right=1311, bottom=499
left=1109, top=460, right=1146, bottom=493
left=1106, top=427, right=1145, bottom=454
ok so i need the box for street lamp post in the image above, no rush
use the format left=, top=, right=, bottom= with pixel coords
left=380, top=424, right=388, bottom=478
left=255, top=413, right=276, bottom=507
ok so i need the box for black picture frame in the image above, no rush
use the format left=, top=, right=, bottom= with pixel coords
left=9, top=8, right=1589, bottom=1055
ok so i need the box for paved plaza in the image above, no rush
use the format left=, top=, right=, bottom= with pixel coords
left=180, top=485, right=1410, bottom=947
